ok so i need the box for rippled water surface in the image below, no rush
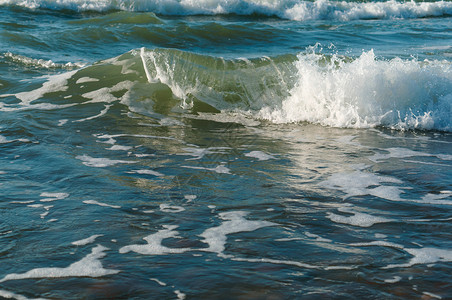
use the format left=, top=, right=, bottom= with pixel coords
left=1, top=1, right=451, bottom=299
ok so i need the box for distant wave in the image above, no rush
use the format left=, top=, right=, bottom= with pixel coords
left=1, top=0, right=452, bottom=21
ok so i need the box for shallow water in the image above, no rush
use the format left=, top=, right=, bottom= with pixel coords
left=1, top=1, right=452, bottom=299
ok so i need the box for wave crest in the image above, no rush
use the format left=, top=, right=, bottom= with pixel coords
left=1, top=0, right=451, bottom=21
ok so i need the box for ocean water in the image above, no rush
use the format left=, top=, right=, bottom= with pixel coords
left=0, top=0, right=451, bottom=299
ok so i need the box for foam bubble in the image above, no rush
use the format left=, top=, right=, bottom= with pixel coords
left=184, top=194, right=197, bottom=202
left=129, top=169, right=164, bottom=176
left=83, top=200, right=121, bottom=209
left=72, top=234, right=104, bottom=246
left=119, top=225, right=191, bottom=255
left=350, top=241, right=452, bottom=269
left=150, top=278, right=166, bottom=286
left=327, top=208, right=393, bottom=228
left=244, top=151, right=275, bottom=161
left=40, top=192, right=69, bottom=202
left=199, top=211, right=275, bottom=255
left=0, top=70, right=76, bottom=105
left=384, top=276, right=402, bottom=284
left=370, top=147, right=452, bottom=162
left=160, top=204, right=185, bottom=213
left=76, top=154, right=135, bottom=167
left=175, top=290, right=186, bottom=300
left=0, top=289, right=48, bottom=300
left=182, top=165, right=231, bottom=174
left=0, top=245, right=119, bottom=283
left=74, top=104, right=112, bottom=123
left=76, top=77, right=99, bottom=84
left=320, top=170, right=404, bottom=201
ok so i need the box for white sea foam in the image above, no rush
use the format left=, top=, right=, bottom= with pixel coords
left=0, top=135, right=30, bottom=144
left=326, top=207, right=393, bottom=228
left=150, top=278, right=167, bottom=286
left=83, top=200, right=121, bottom=209
left=40, top=192, right=69, bottom=202
left=199, top=211, right=275, bottom=255
left=107, top=144, right=133, bottom=151
left=350, top=241, right=452, bottom=269
left=72, top=234, right=104, bottom=246
left=2, top=52, right=85, bottom=69
left=160, top=204, right=185, bottom=213
left=320, top=170, right=404, bottom=201
left=182, top=165, right=231, bottom=174
left=76, top=154, right=135, bottom=167
left=370, top=147, right=452, bottom=162
left=384, top=276, right=402, bottom=283
left=119, top=225, right=191, bottom=255
left=76, top=77, right=99, bottom=84
left=174, top=290, right=186, bottom=300
left=129, top=169, right=164, bottom=176
left=244, top=151, right=275, bottom=161
left=0, top=289, right=48, bottom=300
left=0, top=245, right=119, bottom=283
left=259, top=49, right=452, bottom=131
left=74, top=104, right=112, bottom=122
left=0, top=71, right=76, bottom=105
left=2, top=0, right=451, bottom=21
left=82, top=81, right=134, bottom=104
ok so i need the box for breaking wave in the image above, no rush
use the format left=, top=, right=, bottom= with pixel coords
left=2, top=47, right=451, bottom=131
left=1, top=0, right=451, bottom=21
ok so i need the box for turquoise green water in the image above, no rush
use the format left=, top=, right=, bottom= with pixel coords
left=1, top=1, right=451, bottom=299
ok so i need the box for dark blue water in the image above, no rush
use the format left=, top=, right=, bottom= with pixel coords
left=1, top=1, right=452, bottom=299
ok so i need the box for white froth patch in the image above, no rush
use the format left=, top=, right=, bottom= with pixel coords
left=0, top=70, right=76, bottom=105
left=0, top=245, right=119, bottom=283
left=0, top=135, right=30, bottom=144
left=82, top=81, right=133, bottom=104
left=304, top=232, right=332, bottom=243
left=57, top=119, right=68, bottom=126
left=351, top=241, right=452, bottom=269
left=184, top=194, right=197, bottom=202
left=0, top=288, right=49, bottom=300
left=320, top=170, right=404, bottom=201
left=422, top=292, right=442, bottom=299
left=199, top=211, right=275, bottom=255
left=40, top=192, right=69, bottom=202
left=150, top=278, right=166, bottom=286
left=129, top=169, right=164, bottom=177
left=370, top=147, right=452, bottom=162
left=72, top=235, right=104, bottom=246
left=418, top=193, right=452, bottom=205
left=182, top=165, right=231, bottom=174
left=179, top=147, right=228, bottom=160
left=326, top=208, right=393, bottom=228
left=83, top=200, right=121, bottom=209
left=106, top=144, right=133, bottom=151
left=384, top=276, right=402, bottom=284
left=76, top=154, right=135, bottom=167
left=385, top=247, right=452, bottom=269
left=74, top=104, right=112, bottom=123
left=76, top=77, right=99, bottom=84
left=231, top=257, right=319, bottom=270
left=119, top=225, right=191, bottom=255
left=244, top=151, right=275, bottom=161
left=175, top=290, right=186, bottom=300
left=160, top=204, right=185, bottom=213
